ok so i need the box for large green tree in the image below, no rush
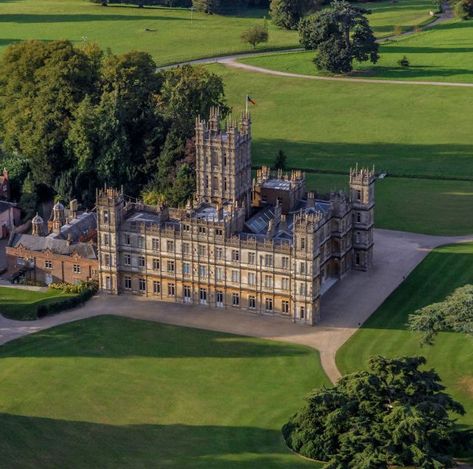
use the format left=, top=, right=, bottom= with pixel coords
left=408, top=284, right=473, bottom=344
left=270, top=0, right=319, bottom=30
left=283, top=355, right=465, bottom=468
left=299, top=0, right=379, bottom=73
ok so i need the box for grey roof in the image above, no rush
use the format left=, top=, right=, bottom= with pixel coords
left=48, top=211, right=97, bottom=242
left=245, top=206, right=275, bottom=234
left=10, top=234, right=97, bottom=259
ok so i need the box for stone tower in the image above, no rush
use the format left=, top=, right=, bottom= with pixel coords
left=350, top=166, right=375, bottom=271
left=51, top=201, right=65, bottom=234
left=96, top=187, right=124, bottom=294
left=292, top=210, right=323, bottom=325
left=195, top=108, right=252, bottom=213
left=31, top=213, right=44, bottom=236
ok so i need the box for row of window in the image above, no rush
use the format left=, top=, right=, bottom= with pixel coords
left=43, top=260, right=81, bottom=274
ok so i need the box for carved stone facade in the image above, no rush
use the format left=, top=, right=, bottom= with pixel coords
left=97, top=110, right=375, bottom=325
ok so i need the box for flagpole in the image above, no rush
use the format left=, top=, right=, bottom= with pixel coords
left=245, top=95, right=248, bottom=115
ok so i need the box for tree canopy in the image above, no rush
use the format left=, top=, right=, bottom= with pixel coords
left=299, top=0, right=379, bottom=73
left=283, top=355, right=465, bottom=468
left=408, top=284, right=473, bottom=344
left=0, top=40, right=228, bottom=210
left=241, top=24, right=269, bottom=48
left=270, top=0, right=320, bottom=30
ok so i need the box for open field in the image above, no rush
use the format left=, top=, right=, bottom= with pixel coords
left=0, top=286, right=75, bottom=321
left=240, top=20, right=473, bottom=83
left=336, top=242, right=473, bottom=460
left=0, top=315, right=328, bottom=468
left=0, top=0, right=298, bottom=66
left=307, top=173, right=473, bottom=235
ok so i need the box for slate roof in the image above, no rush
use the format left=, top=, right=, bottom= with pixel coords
left=9, top=234, right=97, bottom=259
left=48, top=211, right=97, bottom=242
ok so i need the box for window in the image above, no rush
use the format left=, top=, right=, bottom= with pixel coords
left=198, top=226, right=206, bottom=234
left=282, top=300, right=290, bottom=314
left=44, top=260, right=52, bottom=269
left=152, top=258, right=160, bottom=271
left=184, top=285, right=191, bottom=300
left=248, top=252, right=255, bottom=265
left=182, top=243, right=190, bottom=255
left=199, top=265, right=207, bottom=277
left=102, top=210, right=109, bottom=224
left=199, top=288, right=207, bottom=304
left=300, top=306, right=305, bottom=319
left=355, top=253, right=361, bottom=265
left=103, top=234, right=109, bottom=246
left=215, top=228, right=223, bottom=236
left=281, top=277, right=289, bottom=290
left=124, top=234, right=131, bottom=245
left=198, top=245, right=206, bottom=256
left=300, top=238, right=306, bottom=250
left=167, top=261, right=175, bottom=273
left=137, top=236, right=144, bottom=249
left=224, top=177, right=227, bottom=191
left=138, top=256, right=145, bottom=268
left=231, top=270, right=239, bottom=282
left=264, top=275, right=273, bottom=288
left=168, top=283, right=175, bottom=296
left=216, top=291, right=224, bottom=306
left=356, top=212, right=362, bottom=223
left=216, top=247, right=223, bottom=260
left=124, top=254, right=131, bottom=266
left=265, top=254, right=273, bottom=267
left=232, top=293, right=240, bottom=306
left=232, top=250, right=240, bottom=262
left=139, top=278, right=146, bottom=292
left=124, top=276, right=132, bottom=290
left=183, top=262, right=191, bottom=275
left=73, top=264, right=81, bottom=274
left=183, top=224, right=190, bottom=232
left=152, top=238, right=159, bottom=251
left=167, top=240, right=174, bottom=252
left=248, top=295, right=256, bottom=309
left=265, top=297, right=273, bottom=311
left=299, top=283, right=306, bottom=295
left=282, top=256, right=289, bottom=269
left=356, top=190, right=361, bottom=201
left=248, top=272, right=256, bottom=285
left=216, top=267, right=223, bottom=281
left=105, top=276, right=111, bottom=290
left=153, top=281, right=161, bottom=295
left=299, top=262, right=306, bottom=275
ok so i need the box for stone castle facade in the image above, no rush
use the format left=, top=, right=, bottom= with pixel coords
left=97, top=109, right=375, bottom=325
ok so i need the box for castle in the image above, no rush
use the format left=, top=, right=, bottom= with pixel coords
left=97, top=109, right=375, bottom=325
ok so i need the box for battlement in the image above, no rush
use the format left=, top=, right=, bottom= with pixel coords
left=293, top=209, right=325, bottom=230
left=349, top=165, right=376, bottom=185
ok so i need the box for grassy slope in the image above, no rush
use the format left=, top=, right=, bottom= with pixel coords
left=0, top=286, right=74, bottom=320
left=0, top=316, right=328, bottom=468
left=306, top=173, right=473, bottom=235
left=336, top=243, right=473, bottom=460
left=240, top=20, right=473, bottom=83
left=0, top=0, right=297, bottom=66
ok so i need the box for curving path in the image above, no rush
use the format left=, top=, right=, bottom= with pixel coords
left=1, top=229, right=472, bottom=384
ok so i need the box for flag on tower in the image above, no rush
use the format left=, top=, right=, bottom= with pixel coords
left=247, top=95, right=256, bottom=106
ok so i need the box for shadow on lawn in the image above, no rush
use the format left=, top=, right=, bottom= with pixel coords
left=251, top=140, right=473, bottom=179
left=0, top=413, right=304, bottom=468
left=359, top=65, right=473, bottom=80
left=0, top=315, right=310, bottom=359
left=0, top=13, right=194, bottom=24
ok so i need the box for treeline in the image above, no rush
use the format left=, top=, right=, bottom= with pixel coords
left=0, top=40, right=229, bottom=215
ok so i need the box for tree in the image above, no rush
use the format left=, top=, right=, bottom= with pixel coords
left=298, top=0, right=379, bottom=74
left=273, top=149, right=287, bottom=170
left=192, top=0, right=219, bottom=13
left=270, top=0, right=319, bottom=30
left=455, top=0, right=473, bottom=19
left=408, top=284, right=473, bottom=344
left=241, top=25, right=269, bottom=48
left=283, top=355, right=465, bottom=468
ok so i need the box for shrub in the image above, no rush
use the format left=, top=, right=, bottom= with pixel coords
left=241, top=25, right=269, bottom=48
left=398, top=55, right=410, bottom=67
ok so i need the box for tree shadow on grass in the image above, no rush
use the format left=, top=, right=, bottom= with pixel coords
left=0, top=315, right=311, bottom=359
left=358, top=65, right=473, bottom=80
left=0, top=412, right=309, bottom=468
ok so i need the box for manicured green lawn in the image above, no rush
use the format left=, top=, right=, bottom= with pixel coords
left=336, top=242, right=473, bottom=460
left=0, top=0, right=298, bottom=66
left=240, top=20, right=473, bottom=83
left=306, top=173, right=473, bottom=235
left=0, top=316, right=328, bottom=468
left=0, top=286, right=75, bottom=321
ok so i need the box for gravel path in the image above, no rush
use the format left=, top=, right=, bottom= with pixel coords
left=1, top=229, right=471, bottom=384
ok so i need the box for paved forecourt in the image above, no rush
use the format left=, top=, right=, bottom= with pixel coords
left=0, top=229, right=471, bottom=383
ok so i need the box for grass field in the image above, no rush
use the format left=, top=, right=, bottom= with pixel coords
left=0, top=0, right=298, bottom=66
left=0, top=316, right=328, bottom=468
left=240, top=20, right=473, bottom=83
left=336, top=242, right=473, bottom=460
left=0, top=286, right=75, bottom=321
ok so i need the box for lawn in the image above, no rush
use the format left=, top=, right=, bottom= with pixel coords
left=306, top=173, right=473, bottom=235
left=0, top=0, right=298, bottom=66
left=0, top=286, right=75, bottom=320
left=336, top=242, right=473, bottom=461
left=240, top=20, right=473, bottom=83
left=0, top=316, right=328, bottom=468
